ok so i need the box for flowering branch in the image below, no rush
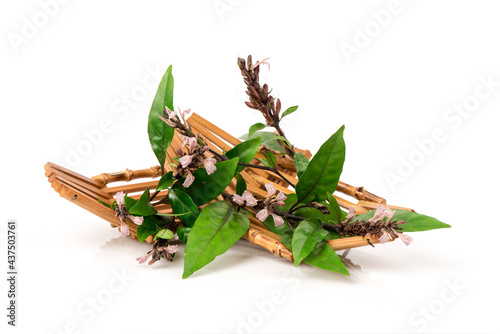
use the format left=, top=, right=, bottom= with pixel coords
left=237, top=55, right=295, bottom=158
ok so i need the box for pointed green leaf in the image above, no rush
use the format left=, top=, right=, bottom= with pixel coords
left=182, top=201, right=250, bottom=278
left=148, top=66, right=175, bottom=172
left=136, top=216, right=161, bottom=243
left=280, top=106, right=298, bottom=120
left=240, top=131, right=285, bottom=153
left=304, top=241, right=349, bottom=275
left=295, top=125, right=345, bottom=204
left=226, top=138, right=261, bottom=174
left=265, top=151, right=277, bottom=167
left=168, top=188, right=199, bottom=228
left=173, top=158, right=239, bottom=206
left=248, top=123, right=266, bottom=138
left=394, top=210, right=450, bottom=232
left=155, top=228, right=174, bottom=240
left=326, top=193, right=343, bottom=224
left=98, top=198, right=113, bottom=209
left=280, top=230, right=293, bottom=249
left=156, top=171, right=174, bottom=191
left=128, top=187, right=158, bottom=216
left=176, top=226, right=191, bottom=244
left=124, top=195, right=137, bottom=209
left=292, top=219, right=329, bottom=266
left=261, top=214, right=291, bottom=236
left=258, top=158, right=272, bottom=167
left=236, top=174, right=247, bottom=196
left=293, top=152, right=309, bottom=179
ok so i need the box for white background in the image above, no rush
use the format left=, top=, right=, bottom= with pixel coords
left=1, top=1, right=499, bottom=333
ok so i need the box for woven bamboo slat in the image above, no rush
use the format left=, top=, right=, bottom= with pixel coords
left=45, top=113, right=413, bottom=264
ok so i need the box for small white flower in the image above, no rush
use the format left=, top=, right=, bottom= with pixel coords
left=265, top=183, right=276, bottom=197
left=395, top=232, right=413, bottom=246
left=256, top=207, right=269, bottom=222
left=128, top=215, right=144, bottom=226
left=378, top=230, right=392, bottom=244
left=203, top=158, right=217, bottom=175
left=179, top=154, right=194, bottom=168
left=242, top=191, right=258, bottom=207
left=183, top=170, right=195, bottom=188
left=232, top=194, right=245, bottom=206
left=165, top=245, right=179, bottom=253
left=270, top=212, right=284, bottom=227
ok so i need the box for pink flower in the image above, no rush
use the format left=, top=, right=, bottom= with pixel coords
left=172, top=233, right=179, bottom=241
left=165, top=106, right=176, bottom=119
left=179, top=154, right=194, bottom=168
left=136, top=253, right=152, bottom=264
left=242, top=191, right=257, bottom=207
left=183, top=170, right=195, bottom=188
left=165, top=245, right=179, bottom=253
left=395, top=232, right=413, bottom=246
left=378, top=230, right=392, bottom=244
left=128, top=215, right=144, bottom=226
left=203, top=158, right=217, bottom=175
left=181, top=136, right=198, bottom=148
left=232, top=194, right=245, bottom=206
left=120, top=220, right=129, bottom=237
left=115, top=191, right=125, bottom=210
left=369, top=205, right=393, bottom=223
left=273, top=191, right=286, bottom=206
left=265, top=183, right=276, bottom=197
left=114, top=191, right=143, bottom=237
left=178, top=106, right=191, bottom=117
left=251, top=58, right=271, bottom=71
left=256, top=207, right=269, bottom=222
left=347, top=207, right=355, bottom=221
left=270, top=212, right=284, bottom=227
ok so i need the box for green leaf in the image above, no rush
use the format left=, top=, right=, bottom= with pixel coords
left=168, top=188, right=199, bottom=228
left=280, top=106, right=298, bottom=120
left=303, top=241, right=349, bottom=275
left=326, top=193, right=343, bottom=224
left=241, top=131, right=285, bottom=153
left=236, top=174, right=247, bottom=196
left=98, top=198, right=113, bottom=209
left=293, top=152, right=309, bottom=179
left=156, top=171, right=174, bottom=191
left=182, top=201, right=250, bottom=278
left=261, top=214, right=290, bottom=236
left=124, top=195, right=137, bottom=209
left=148, top=66, right=175, bottom=172
left=173, top=158, right=239, bottom=206
left=128, top=187, right=158, bottom=216
left=295, top=125, right=345, bottom=204
left=292, top=219, right=329, bottom=266
left=265, top=151, right=277, bottom=167
left=352, top=209, right=450, bottom=232
left=176, top=226, right=191, bottom=244
left=226, top=138, right=261, bottom=174
left=155, top=228, right=174, bottom=240
left=394, top=210, right=450, bottom=232
left=136, top=216, right=161, bottom=243
left=248, top=123, right=266, bottom=138
left=280, top=230, right=293, bottom=248
left=258, top=158, right=272, bottom=167
left=279, top=194, right=345, bottom=237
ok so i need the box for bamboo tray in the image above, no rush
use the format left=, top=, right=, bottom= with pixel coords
left=45, top=113, right=413, bottom=263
